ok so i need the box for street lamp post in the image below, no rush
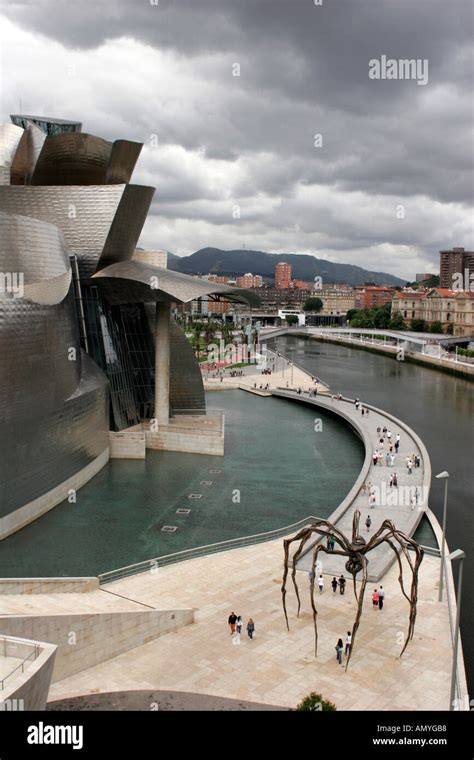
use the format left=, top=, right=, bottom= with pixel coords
left=448, top=549, right=466, bottom=710
left=436, top=471, right=450, bottom=602
left=290, top=361, right=294, bottom=387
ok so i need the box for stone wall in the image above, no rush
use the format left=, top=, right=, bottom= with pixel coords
left=0, top=608, right=193, bottom=683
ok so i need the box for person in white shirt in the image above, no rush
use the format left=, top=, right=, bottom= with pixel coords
left=345, top=630, right=352, bottom=655
left=318, top=575, right=324, bottom=594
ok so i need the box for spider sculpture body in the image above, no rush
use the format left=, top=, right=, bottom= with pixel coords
left=281, top=510, right=424, bottom=670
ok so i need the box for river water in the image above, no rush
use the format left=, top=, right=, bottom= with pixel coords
left=270, top=335, right=474, bottom=692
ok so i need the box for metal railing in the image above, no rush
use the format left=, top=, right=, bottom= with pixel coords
left=0, top=640, right=40, bottom=691
left=98, top=515, right=322, bottom=585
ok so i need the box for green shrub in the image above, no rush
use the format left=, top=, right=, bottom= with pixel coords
left=295, top=692, right=337, bottom=711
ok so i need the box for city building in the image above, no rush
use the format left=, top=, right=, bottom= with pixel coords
left=391, top=291, right=425, bottom=323
left=439, top=247, right=474, bottom=290
left=391, top=288, right=474, bottom=335
left=236, top=273, right=263, bottom=288
left=319, top=286, right=356, bottom=316
left=275, top=261, right=292, bottom=289
left=291, top=278, right=311, bottom=290
left=416, top=273, right=436, bottom=283
left=354, top=286, right=396, bottom=309
left=0, top=116, right=254, bottom=539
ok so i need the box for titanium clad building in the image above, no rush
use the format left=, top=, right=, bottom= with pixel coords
left=0, top=115, right=255, bottom=538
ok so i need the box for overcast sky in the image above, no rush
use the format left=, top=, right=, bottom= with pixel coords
left=1, top=0, right=473, bottom=279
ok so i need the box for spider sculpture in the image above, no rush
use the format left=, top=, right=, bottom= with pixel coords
left=281, top=509, right=424, bottom=670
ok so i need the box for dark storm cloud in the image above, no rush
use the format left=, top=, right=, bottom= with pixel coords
left=2, top=0, right=473, bottom=275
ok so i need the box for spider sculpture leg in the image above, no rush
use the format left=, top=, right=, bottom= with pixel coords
left=364, top=521, right=424, bottom=657
left=308, top=543, right=330, bottom=657
left=282, top=522, right=351, bottom=630
left=345, top=552, right=368, bottom=671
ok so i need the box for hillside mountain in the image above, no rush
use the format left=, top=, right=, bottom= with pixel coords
left=167, top=247, right=405, bottom=286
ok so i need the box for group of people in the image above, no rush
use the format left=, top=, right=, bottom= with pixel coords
left=228, top=612, right=255, bottom=641
left=229, top=369, right=244, bottom=377
left=406, top=454, right=421, bottom=473
left=372, top=586, right=385, bottom=610
left=254, top=382, right=270, bottom=390
left=261, top=368, right=273, bottom=375
left=335, top=632, right=352, bottom=665
left=309, top=571, right=347, bottom=596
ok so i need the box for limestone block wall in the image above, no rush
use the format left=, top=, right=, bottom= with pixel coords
left=109, top=430, right=146, bottom=459
left=0, top=578, right=99, bottom=595
left=1, top=636, right=56, bottom=710
left=0, top=608, right=193, bottom=682
left=145, top=429, right=224, bottom=456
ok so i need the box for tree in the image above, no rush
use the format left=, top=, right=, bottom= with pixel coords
left=346, top=308, right=359, bottom=322
left=286, top=314, right=299, bottom=325
left=295, top=692, right=337, bottom=711
left=430, top=321, right=443, bottom=334
left=351, top=309, right=375, bottom=328
left=374, top=302, right=391, bottom=329
left=388, top=313, right=406, bottom=330
left=446, top=323, right=454, bottom=335
left=411, top=319, right=427, bottom=332
left=303, top=296, right=323, bottom=313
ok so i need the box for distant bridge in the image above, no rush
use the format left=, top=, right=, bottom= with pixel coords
left=259, top=325, right=471, bottom=349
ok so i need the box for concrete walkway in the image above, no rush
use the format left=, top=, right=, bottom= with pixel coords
left=271, top=390, right=430, bottom=581
left=203, top=348, right=328, bottom=393
left=47, top=541, right=452, bottom=710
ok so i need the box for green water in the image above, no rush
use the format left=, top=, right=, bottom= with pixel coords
left=0, top=391, right=363, bottom=577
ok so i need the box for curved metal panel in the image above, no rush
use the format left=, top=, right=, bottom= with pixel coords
left=31, top=133, right=112, bottom=185
left=97, top=184, right=155, bottom=271
left=0, top=288, right=83, bottom=425
left=169, top=320, right=205, bottom=412
left=0, top=352, right=109, bottom=519
left=10, top=122, right=46, bottom=185
left=106, top=139, right=143, bottom=184
left=0, top=184, right=126, bottom=278
left=92, top=259, right=256, bottom=305
left=0, top=211, right=71, bottom=303
left=0, top=123, right=24, bottom=184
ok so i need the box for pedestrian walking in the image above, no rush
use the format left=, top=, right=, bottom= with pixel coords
left=318, top=574, right=324, bottom=594
left=247, top=618, right=255, bottom=640
left=328, top=534, right=335, bottom=552
left=236, top=615, right=243, bottom=634
left=385, top=452, right=390, bottom=467
left=366, top=408, right=370, bottom=417
left=390, top=454, right=395, bottom=467
left=372, top=589, right=379, bottom=609
left=407, top=458, right=413, bottom=474
left=376, top=426, right=381, bottom=435
left=394, top=440, right=399, bottom=454
left=228, top=611, right=237, bottom=635
left=361, top=408, right=365, bottom=417
left=331, top=577, right=338, bottom=594
left=308, top=568, right=313, bottom=583
left=365, top=515, right=372, bottom=532
left=387, top=430, right=392, bottom=441
left=345, top=630, right=352, bottom=655
left=338, top=575, right=346, bottom=595
left=393, top=472, right=398, bottom=487
left=378, top=586, right=385, bottom=610
left=369, top=493, right=376, bottom=508
left=335, top=638, right=344, bottom=665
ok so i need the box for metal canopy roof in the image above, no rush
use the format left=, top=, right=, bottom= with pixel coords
left=91, top=260, right=260, bottom=306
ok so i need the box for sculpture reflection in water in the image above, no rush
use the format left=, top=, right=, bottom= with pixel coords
left=281, top=509, right=424, bottom=670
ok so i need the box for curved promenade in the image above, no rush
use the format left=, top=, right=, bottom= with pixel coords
left=271, top=390, right=431, bottom=581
